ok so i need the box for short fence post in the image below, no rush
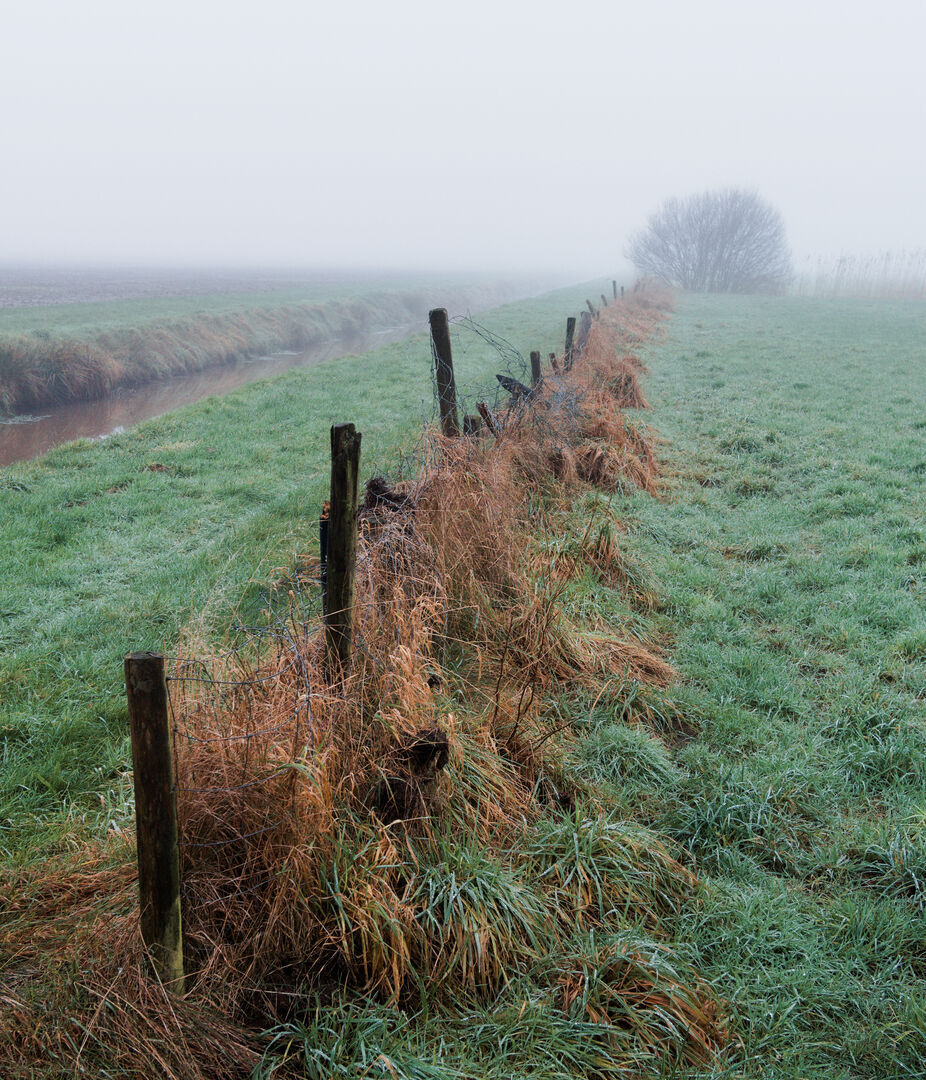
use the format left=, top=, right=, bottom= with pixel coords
left=428, top=308, right=460, bottom=438
left=476, top=401, right=500, bottom=438
left=125, top=651, right=185, bottom=992
left=564, top=317, right=576, bottom=370
left=612, top=279, right=618, bottom=300
left=585, top=299, right=597, bottom=318
left=530, top=350, right=542, bottom=388
left=600, top=293, right=608, bottom=309
left=325, top=423, right=361, bottom=681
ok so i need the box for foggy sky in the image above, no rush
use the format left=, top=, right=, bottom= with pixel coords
left=3, top=0, right=924, bottom=274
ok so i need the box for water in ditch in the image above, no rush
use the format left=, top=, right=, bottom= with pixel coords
left=0, top=325, right=421, bottom=467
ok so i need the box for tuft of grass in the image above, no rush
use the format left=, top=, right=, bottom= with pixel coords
left=525, top=808, right=696, bottom=928
left=571, top=722, right=682, bottom=789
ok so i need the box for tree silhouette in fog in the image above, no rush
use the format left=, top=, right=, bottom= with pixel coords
left=628, top=189, right=791, bottom=294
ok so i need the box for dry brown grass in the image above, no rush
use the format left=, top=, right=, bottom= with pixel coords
left=0, top=285, right=730, bottom=1078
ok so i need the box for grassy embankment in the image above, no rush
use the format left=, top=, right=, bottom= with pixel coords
left=0, top=280, right=606, bottom=862
left=0, top=275, right=530, bottom=414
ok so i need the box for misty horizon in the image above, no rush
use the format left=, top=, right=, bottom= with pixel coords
left=3, top=0, right=925, bottom=274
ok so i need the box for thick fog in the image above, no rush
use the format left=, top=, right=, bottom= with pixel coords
left=2, top=0, right=923, bottom=274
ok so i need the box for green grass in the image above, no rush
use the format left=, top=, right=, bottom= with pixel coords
left=0, top=281, right=604, bottom=864
left=599, top=293, right=926, bottom=1077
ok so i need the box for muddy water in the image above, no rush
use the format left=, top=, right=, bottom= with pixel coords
left=0, top=324, right=421, bottom=467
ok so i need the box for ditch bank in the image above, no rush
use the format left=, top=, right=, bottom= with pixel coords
left=0, top=280, right=532, bottom=418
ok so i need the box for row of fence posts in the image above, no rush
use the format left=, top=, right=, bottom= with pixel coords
left=125, top=281, right=626, bottom=990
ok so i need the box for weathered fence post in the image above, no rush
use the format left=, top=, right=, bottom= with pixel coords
left=476, top=401, right=500, bottom=438
left=621, top=285, right=625, bottom=299
left=575, top=310, right=593, bottom=359
left=428, top=308, right=460, bottom=438
left=325, top=423, right=361, bottom=681
left=585, top=299, right=597, bottom=318
left=564, top=317, right=576, bottom=370
left=530, top=350, right=542, bottom=388
left=319, top=506, right=329, bottom=600
left=612, top=279, right=618, bottom=300
left=600, top=293, right=608, bottom=309
left=125, top=651, right=185, bottom=992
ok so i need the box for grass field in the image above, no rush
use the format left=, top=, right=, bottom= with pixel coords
left=603, top=293, right=926, bottom=1076
left=3, top=288, right=925, bottom=1078
left=0, top=281, right=604, bottom=864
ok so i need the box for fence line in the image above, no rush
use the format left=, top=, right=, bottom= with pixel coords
left=125, top=280, right=651, bottom=992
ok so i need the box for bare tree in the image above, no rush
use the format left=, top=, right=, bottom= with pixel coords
left=628, top=189, right=791, bottom=294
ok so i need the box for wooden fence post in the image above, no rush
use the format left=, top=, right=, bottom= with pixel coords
left=612, top=279, right=618, bottom=300
left=125, top=651, right=185, bottom=992
left=476, top=401, right=500, bottom=438
left=319, top=506, right=329, bottom=600
left=530, top=350, right=542, bottom=388
left=564, top=317, right=576, bottom=370
left=325, top=423, right=361, bottom=680
left=621, top=285, right=625, bottom=299
left=585, top=299, right=597, bottom=318
left=428, top=308, right=460, bottom=438
left=575, top=310, right=593, bottom=359
left=600, top=293, right=608, bottom=309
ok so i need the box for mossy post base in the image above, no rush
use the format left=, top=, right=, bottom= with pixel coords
left=428, top=308, right=460, bottom=438
left=325, top=423, right=361, bottom=682
left=125, top=651, right=185, bottom=992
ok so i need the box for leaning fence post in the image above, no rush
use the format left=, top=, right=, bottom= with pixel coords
left=125, top=651, right=185, bottom=992
left=476, top=401, right=500, bottom=438
left=325, top=423, right=361, bottom=681
left=564, top=317, right=576, bottom=370
left=428, top=308, right=460, bottom=438
left=530, top=350, right=542, bottom=388
left=600, top=293, right=608, bottom=309
left=585, top=299, right=597, bottom=318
